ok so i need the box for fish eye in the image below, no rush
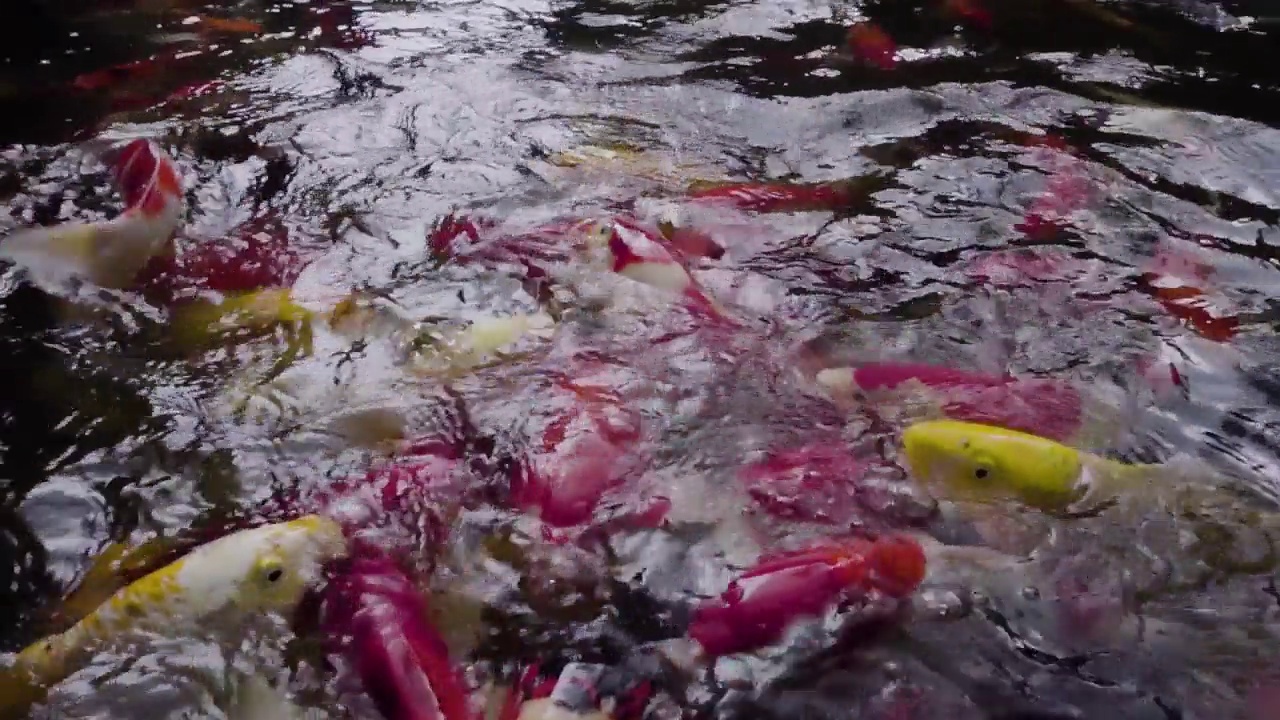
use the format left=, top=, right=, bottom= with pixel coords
left=256, top=555, right=286, bottom=584
left=974, top=467, right=990, bottom=480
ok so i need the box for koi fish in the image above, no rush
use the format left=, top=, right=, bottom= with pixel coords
left=942, top=0, right=993, bottom=31
left=737, top=442, right=874, bottom=526
left=1013, top=135, right=1095, bottom=240
left=0, top=516, right=347, bottom=718
left=846, top=22, right=897, bottom=71
left=963, top=247, right=1093, bottom=287
left=49, top=431, right=470, bottom=629
left=222, top=673, right=320, bottom=720
left=0, top=138, right=184, bottom=293
left=1139, top=242, right=1239, bottom=342
left=687, top=534, right=926, bottom=658
left=684, top=180, right=856, bottom=214
left=136, top=213, right=304, bottom=306
left=72, top=58, right=161, bottom=92
left=320, top=552, right=474, bottom=720
left=581, top=217, right=736, bottom=325
left=508, top=368, right=661, bottom=536
left=543, top=144, right=721, bottom=190
left=899, top=419, right=1158, bottom=510
left=169, top=287, right=315, bottom=349
left=816, top=362, right=1084, bottom=442
left=408, top=312, right=558, bottom=377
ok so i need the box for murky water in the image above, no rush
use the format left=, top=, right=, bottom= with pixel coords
left=3, top=0, right=1280, bottom=718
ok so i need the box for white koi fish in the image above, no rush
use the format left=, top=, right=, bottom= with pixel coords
left=0, top=515, right=347, bottom=718
left=0, top=138, right=185, bottom=293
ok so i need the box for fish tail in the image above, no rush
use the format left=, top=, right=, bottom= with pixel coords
left=0, top=621, right=98, bottom=719
left=109, top=139, right=185, bottom=218
left=0, top=222, right=98, bottom=265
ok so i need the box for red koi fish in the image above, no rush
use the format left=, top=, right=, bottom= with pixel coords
left=429, top=213, right=736, bottom=325
left=313, top=2, right=376, bottom=50
left=1013, top=135, right=1095, bottom=240
left=847, top=22, right=897, bottom=71
left=320, top=551, right=476, bottom=720
left=1, top=138, right=185, bottom=292
left=964, top=247, right=1093, bottom=287
left=687, top=534, right=926, bottom=658
left=658, top=223, right=725, bottom=262
left=259, top=434, right=470, bottom=563
left=738, top=442, right=873, bottom=526
left=1139, top=242, right=1238, bottom=343
left=72, top=57, right=161, bottom=92
left=509, top=367, right=669, bottom=543
left=1248, top=680, right=1280, bottom=720
left=134, top=213, right=306, bottom=305
left=498, top=662, right=653, bottom=720
left=591, top=217, right=737, bottom=325
left=818, top=362, right=1084, bottom=442
left=685, top=181, right=854, bottom=214
left=429, top=214, right=574, bottom=269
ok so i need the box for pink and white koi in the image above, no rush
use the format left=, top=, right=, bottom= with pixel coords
left=579, top=217, right=736, bottom=325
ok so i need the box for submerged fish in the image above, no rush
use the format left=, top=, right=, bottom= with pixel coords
left=0, top=515, right=348, bottom=718
left=817, top=362, right=1084, bottom=442
left=687, top=534, right=927, bottom=658
left=0, top=138, right=185, bottom=293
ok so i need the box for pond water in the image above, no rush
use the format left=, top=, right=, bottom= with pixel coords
left=2, top=0, right=1280, bottom=718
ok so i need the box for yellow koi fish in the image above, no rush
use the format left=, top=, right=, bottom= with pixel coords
left=544, top=143, right=726, bottom=189
left=899, top=419, right=1157, bottom=511
left=0, top=515, right=347, bottom=718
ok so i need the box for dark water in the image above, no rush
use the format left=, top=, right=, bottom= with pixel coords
left=2, top=0, right=1280, bottom=718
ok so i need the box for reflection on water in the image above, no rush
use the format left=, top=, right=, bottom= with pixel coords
left=2, top=0, right=1280, bottom=717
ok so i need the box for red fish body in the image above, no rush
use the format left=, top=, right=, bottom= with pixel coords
left=685, top=181, right=854, bottom=214
left=963, top=247, right=1092, bottom=287
left=823, top=362, right=1084, bottom=442
left=846, top=22, right=898, bottom=71
left=1140, top=243, right=1238, bottom=342
left=260, top=438, right=467, bottom=563
left=737, top=442, right=872, bottom=526
left=320, top=551, right=475, bottom=720
left=106, top=137, right=185, bottom=221
left=429, top=212, right=735, bottom=325
left=508, top=370, right=665, bottom=540
left=1, top=138, right=187, bottom=292
left=134, top=214, right=305, bottom=305
left=687, top=535, right=926, bottom=658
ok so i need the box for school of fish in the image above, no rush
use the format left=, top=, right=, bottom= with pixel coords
left=0, top=5, right=1273, bottom=718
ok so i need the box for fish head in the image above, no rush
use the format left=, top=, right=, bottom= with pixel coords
left=173, top=515, right=348, bottom=620
left=900, top=420, right=1083, bottom=509
left=236, top=515, right=349, bottom=612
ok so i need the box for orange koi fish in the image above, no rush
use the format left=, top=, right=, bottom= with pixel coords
left=847, top=22, right=897, bottom=71
left=1139, top=241, right=1239, bottom=342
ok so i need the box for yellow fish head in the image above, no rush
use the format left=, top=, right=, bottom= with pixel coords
left=900, top=419, right=1084, bottom=509
left=173, top=515, right=348, bottom=618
